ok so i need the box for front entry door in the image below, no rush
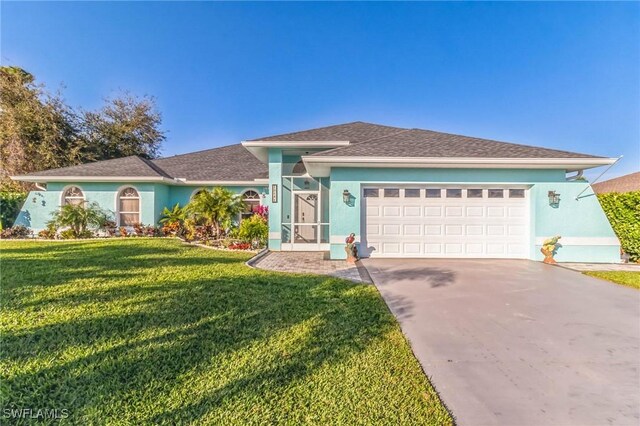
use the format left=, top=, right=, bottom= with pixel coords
left=294, top=193, right=318, bottom=244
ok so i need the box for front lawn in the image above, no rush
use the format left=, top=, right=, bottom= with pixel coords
left=0, top=239, right=452, bottom=425
left=583, top=271, right=640, bottom=290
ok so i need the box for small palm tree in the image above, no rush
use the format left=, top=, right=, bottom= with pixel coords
left=159, top=203, right=186, bottom=226
left=186, top=187, right=245, bottom=239
left=49, top=202, right=108, bottom=238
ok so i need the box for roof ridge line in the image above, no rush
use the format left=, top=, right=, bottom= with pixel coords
left=153, top=143, right=243, bottom=161
left=138, top=156, right=173, bottom=179
left=247, top=121, right=405, bottom=142
left=357, top=128, right=412, bottom=144
left=311, top=128, right=413, bottom=156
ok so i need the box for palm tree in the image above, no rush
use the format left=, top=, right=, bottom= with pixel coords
left=159, top=203, right=186, bottom=225
left=186, top=187, right=245, bottom=239
left=49, top=202, right=108, bottom=238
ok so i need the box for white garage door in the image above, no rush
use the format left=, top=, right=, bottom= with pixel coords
left=362, top=186, right=530, bottom=258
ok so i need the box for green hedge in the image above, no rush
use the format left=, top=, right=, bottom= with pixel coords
left=597, top=191, right=640, bottom=262
left=0, top=192, right=27, bottom=229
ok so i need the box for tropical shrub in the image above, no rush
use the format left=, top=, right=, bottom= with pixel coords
left=597, top=191, right=640, bottom=262
left=161, top=222, right=181, bottom=237
left=0, top=191, right=27, bottom=228
left=0, top=225, right=32, bottom=239
left=38, top=223, right=58, bottom=239
left=48, top=202, right=108, bottom=239
left=132, top=223, right=160, bottom=237
left=237, top=214, right=268, bottom=248
left=186, top=188, right=245, bottom=239
left=159, top=203, right=186, bottom=236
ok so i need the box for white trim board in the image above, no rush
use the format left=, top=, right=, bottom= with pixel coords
left=302, top=156, right=618, bottom=176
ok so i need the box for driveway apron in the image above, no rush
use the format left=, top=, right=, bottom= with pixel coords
left=362, top=258, right=640, bottom=426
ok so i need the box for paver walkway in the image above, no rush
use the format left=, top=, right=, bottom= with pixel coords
left=251, top=251, right=365, bottom=282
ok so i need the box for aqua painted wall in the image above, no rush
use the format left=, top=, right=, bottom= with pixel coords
left=13, top=165, right=619, bottom=264
left=328, top=168, right=619, bottom=261
left=267, top=149, right=283, bottom=250
left=15, top=182, right=267, bottom=231
left=530, top=182, right=619, bottom=262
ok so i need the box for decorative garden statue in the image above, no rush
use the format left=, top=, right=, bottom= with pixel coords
left=541, top=235, right=562, bottom=264
left=345, top=233, right=359, bottom=264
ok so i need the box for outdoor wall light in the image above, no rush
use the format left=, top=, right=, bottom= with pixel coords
left=343, top=189, right=351, bottom=204
left=304, top=180, right=310, bottom=190
left=548, top=190, right=560, bottom=206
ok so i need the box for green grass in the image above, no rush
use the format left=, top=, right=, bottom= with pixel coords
left=583, top=270, right=640, bottom=290
left=0, top=239, right=452, bottom=425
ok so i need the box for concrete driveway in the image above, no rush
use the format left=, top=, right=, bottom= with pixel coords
left=362, top=258, right=640, bottom=426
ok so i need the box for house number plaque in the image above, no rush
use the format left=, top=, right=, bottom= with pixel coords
left=271, top=184, right=278, bottom=203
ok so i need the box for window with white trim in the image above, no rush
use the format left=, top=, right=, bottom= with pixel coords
left=63, top=186, right=85, bottom=206
left=118, top=187, right=140, bottom=226
left=241, top=190, right=260, bottom=220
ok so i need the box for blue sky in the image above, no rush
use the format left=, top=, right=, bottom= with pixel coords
left=3, top=1, right=639, bottom=179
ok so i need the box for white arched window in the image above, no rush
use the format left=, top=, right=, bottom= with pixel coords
left=241, top=190, right=261, bottom=220
left=118, top=187, right=140, bottom=226
left=62, top=186, right=85, bottom=206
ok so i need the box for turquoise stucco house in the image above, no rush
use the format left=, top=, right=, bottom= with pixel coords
left=13, top=121, right=620, bottom=262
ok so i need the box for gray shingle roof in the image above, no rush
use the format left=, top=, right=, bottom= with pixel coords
left=153, top=144, right=268, bottom=181
left=19, top=144, right=268, bottom=182
left=314, top=128, right=602, bottom=159
left=249, top=121, right=405, bottom=143
left=25, top=155, right=171, bottom=177
left=592, top=172, right=640, bottom=194
left=18, top=121, right=606, bottom=182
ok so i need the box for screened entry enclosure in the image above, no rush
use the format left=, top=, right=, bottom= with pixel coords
left=281, top=176, right=330, bottom=250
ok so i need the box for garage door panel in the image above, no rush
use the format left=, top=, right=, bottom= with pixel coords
left=403, top=224, right=421, bottom=236
left=466, top=225, right=483, bottom=236
left=487, top=206, right=505, bottom=217
left=425, top=206, right=442, bottom=217
left=445, top=206, right=463, bottom=217
left=425, top=243, right=442, bottom=254
left=403, top=242, right=421, bottom=255
left=425, top=224, right=442, bottom=235
left=465, top=243, right=483, bottom=255
left=487, top=225, right=505, bottom=236
left=382, top=242, right=400, bottom=254
left=404, top=206, right=421, bottom=216
left=366, top=206, right=380, bottom=217
left=445, top=243, right=463, bottom=254
left=445, top=225, right=463, bottom=236
left=383, top=224, right=401, bottom=236
left=383, top=206, right=401, bottom=217
left=364, top=186, right=529, bottom=258
left=466, top=206, right=484, bottom=217
left=508, top=207, right=526, bottom=217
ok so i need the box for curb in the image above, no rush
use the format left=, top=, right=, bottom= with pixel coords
left=245, top=249, right=270, bottom=269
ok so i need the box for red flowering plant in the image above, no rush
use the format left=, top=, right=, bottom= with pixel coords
left=228, top=242, right=251, bottom=250
left=253, top=205, right=268, bottom=219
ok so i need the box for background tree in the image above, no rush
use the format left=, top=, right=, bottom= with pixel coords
left=0, top=66, right=84, bottom=191
left=81, top=93, right=165, bottom=160
left=0, top=66, right=167, bottom=192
